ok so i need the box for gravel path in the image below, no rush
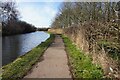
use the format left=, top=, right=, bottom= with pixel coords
left=24, top=35, right=72, bottom=78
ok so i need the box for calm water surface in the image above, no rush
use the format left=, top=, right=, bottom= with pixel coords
left=2, top=31, right=50, bottom=66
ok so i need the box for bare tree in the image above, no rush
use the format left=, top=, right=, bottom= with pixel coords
left=0, top=1, right=19, bottom=26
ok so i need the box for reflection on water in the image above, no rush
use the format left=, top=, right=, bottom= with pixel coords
left=2, top=31, right=50, bottom=66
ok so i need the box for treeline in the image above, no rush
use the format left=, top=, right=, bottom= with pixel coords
left=2, top=20, right=36, bottom=36
left=52, top=2, right=120, bottom=28
left=52, top=2, right=120, bottom=78
left=37, top=28, right=50, bottom=31
left=0, top=1, right=36, bottom=36
left=52, top=2, right=120, bottom=59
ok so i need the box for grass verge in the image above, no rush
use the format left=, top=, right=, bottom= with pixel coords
left=1, top=34, right=55, bottom=80
left=62, top=35, right=103, bottom=79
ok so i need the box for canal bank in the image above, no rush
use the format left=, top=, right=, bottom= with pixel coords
left=24, top=35, right=72, bottom=78
left=1, top=34, right=55, bottom=80
left=2, top=31, right=49, bottom=66
left=1, top=33, right=104, bottom=79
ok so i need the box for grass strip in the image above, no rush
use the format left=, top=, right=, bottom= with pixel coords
left=1, top=34, right=55, bottom=80
left=62, top=35, right=103, bottom=79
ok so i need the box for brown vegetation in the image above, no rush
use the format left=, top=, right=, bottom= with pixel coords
left=48, top=28, right=63, bottom=34
left=64, top=22, right=120, bottom=78
left=51, top=2, right=120, bottom=78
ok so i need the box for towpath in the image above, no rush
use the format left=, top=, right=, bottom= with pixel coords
left=24, top=35, right=72, bottom=78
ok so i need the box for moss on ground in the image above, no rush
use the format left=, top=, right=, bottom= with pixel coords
left=62, top=35, right=103, bottom=79
left=1, top=34, right=55, bottom=80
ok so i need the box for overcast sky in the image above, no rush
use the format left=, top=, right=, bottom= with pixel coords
left=16, top=1, right=62, bottom=28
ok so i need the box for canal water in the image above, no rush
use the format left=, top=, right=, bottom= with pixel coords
left=2, top=31, right=50, bottom=66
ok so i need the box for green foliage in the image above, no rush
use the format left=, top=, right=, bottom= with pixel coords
left=62, top=35, right=103, bottom=79
left=1, top=34, right=55, bottom=80
left=98, top=40, right=120, bottom=60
